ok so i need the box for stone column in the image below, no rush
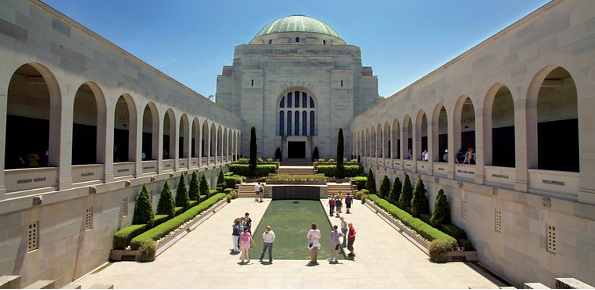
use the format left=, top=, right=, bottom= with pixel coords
left=197, top=121, right=202, bottom=168
left=57, top=93, right=74, bottom=190
left=172, top=115, right=179, bottom=172
left=156, top=111, right=164, bottom=174
left=578, top=82, right=595, bottom=204
left=185, top=119, right=192, bottom=170
left=474, top=106, right=485, bottom=185
left=0, top=82, right=7, bottom=199
left=134, top=105, right=143, bottom=178
left=103, top=102, right=114, bottom=183
left=514, top=97, right=535, bottom=193
left=427, top=115, right=435, bottom=176
left=448, top=112, right=456, bottom=179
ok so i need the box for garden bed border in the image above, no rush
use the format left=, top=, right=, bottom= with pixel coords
left=109, top=199, right=228, bottom=262
left=365, top=200, right=478, bottom=262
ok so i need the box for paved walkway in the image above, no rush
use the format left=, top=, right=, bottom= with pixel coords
left=72, top=198, right=505, bottom=289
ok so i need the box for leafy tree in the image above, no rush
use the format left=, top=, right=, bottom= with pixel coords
left=156, top=181, right=175, bottom=219
left=388, top=176, right=401, bottom=205
left=399, top=174, right=413, bottom=211
left=199, top=173, right=210, bottom=197
left=366, top=169, right=377, bottom=195
left=378, top=175, right=390, bottom=199
left=430, top=189, right=451, bottom=227
left=188, top=171, right=200, bottom=201
left=336, top=128, right=345, bottom=178
left=132, top=184, right=154, bottom=228
left=411, top=178, right=429, bottom=217
left=249, top=126, right=257, bottom=176
left=217, top=169, right=225, bottom=188
left=175, top=172, right=190, bottom=209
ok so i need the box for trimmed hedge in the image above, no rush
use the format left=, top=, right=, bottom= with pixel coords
left=352, top=176, right=367, bottom=190
left=209, top=189, right=218, bottom=197
left=316, top=165, right=360, bottom=178
left=154, top=214, right=169, bottom=227
left=440, top=223, right=467, bottom=239
left=113, top=224, right=147, bottom=250
left=130, top=193, right=226, bottom=250
left=224, top=175, right=243, bottom=189
left=229, top=164, right=276, bottom=177
left=368, top=194, right=456, bottom=244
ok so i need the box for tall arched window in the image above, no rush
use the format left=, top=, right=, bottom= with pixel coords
left=279, top=111, right=285, bottom=136
left=277, top=90, right=316, bottom=136
left=295, top=111, right=300, bottom=135
left=287, top=110, right=292, bottom=136
left=302, top=111, right=308, bottom=136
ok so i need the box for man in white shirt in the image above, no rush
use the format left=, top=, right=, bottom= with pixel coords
left=254, top=183, right=260, bottom=202
left=259, top=226, right=275, bottom=263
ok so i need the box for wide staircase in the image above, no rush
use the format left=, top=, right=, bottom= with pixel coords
left=238, top=182, right=261, bottom=198
left=278, top=166, right=315, bottom=175
left=327, top=182, right=356, bottom=197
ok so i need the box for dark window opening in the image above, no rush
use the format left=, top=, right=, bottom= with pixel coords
left=296, top=37, right=300, bottom=43
left=269, top=39, right=272, bottom=44
left=341, top=80, right=343, bottom=87
left=323, top=40, right=326, bottom=45
left=251, top=80, right=254, bottom=87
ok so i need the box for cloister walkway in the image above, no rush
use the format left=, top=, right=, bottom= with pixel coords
left=71, top=199, right=505, bottom=289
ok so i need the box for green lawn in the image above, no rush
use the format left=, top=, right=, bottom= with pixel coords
left=251, top=200, right=344, bottom=260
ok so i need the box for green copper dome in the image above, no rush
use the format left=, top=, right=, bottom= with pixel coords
left=254, top=15, right=340, bottom=39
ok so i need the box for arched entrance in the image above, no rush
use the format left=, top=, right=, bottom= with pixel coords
left=277, top=89, right=316, bottom=161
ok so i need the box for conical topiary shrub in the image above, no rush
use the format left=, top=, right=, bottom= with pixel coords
left=217, top=170, right=225, bottom=189
left=388, top=177, right=401, bottom=206
left=156, top=181, right=175, bottom=219
left=132, top=184, right=154, bottom=228
left=411, top=178, right=429, bottom=218
left=200, top=173, right=210, bottom=198
left=175, top=173, right=190, bottom=210
left=378, top=175, right=390, bottom=199
left=249, top=126, right=257, bottom=176
left=336, top=128, right=345, bottom=179
left=366, top=169, right=377, bottom=195
left=430, top=189, right=451, bottom=227
left=188, top=171, right=200, bottom=201
left=399, top=174, right=413, bottom=211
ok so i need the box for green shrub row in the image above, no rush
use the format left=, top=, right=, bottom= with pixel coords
left=224, top=174, right=244, bottom=189
left=368, top=194, right=457, bottom=244
left=352, top=176, right=367, bottom=190
left=154, top=214, right=169, bottom=227
left=130, top=193, right=226, bottom=250
left=229, top=164, right=276, bottom=177
left=316, top=165, right=360, bottom=177
left=113, top=224, right=147, bottom=250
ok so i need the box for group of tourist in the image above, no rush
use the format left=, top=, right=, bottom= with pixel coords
left=231, top=214, right=357, bottom=265
left=403, top=147, right=477, bottom=164
left=327, top=192, right=353, bottom=217
left=254, top=182, right=265, bottom=203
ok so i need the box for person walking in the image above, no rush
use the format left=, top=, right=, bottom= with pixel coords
left=307, top=223, right=321, bottom=265
left=345, top=193, right=353, bottom=214
left=231, top=218, right=241, bottom=253
left=259, top=182, right=265, bottom=202
left=340, top=216, right=348, bottom=248
left=347, top=223, right=356, bottom=259
left=254, top=183, right=261, bottom=202
left=329, top=225, right=344, bottom=263
left=239, top=227, right=256, bottom=264
left=328, top=195, right=335, bottom=217
left=335, top=196, right=342, bottom=218
left=259, top=226, right=275, bottom=263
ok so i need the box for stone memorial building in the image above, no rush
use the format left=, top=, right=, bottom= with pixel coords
left=0, top=0, right=594, bottom=288
left=217, top=15, right=378, bottom=161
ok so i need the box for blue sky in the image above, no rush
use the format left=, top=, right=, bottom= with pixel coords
left=43, top=0, right=550, bottom=99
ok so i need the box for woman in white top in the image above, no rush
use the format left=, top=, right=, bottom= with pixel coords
left=307, top=223, right=321, bottom=264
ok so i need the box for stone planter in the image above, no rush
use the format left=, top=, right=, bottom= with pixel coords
left=365, top=201, right=478, bottom=262
left=109, top=199, right=227, bottom=262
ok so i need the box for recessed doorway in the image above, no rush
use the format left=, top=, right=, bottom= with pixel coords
left=288, top=141, right=306, bottom=159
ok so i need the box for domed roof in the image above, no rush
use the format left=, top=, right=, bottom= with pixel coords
left=254, top=15, right=340, bottom=39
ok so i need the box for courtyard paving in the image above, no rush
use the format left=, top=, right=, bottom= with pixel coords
left=72, top=198, right=506, bottom=289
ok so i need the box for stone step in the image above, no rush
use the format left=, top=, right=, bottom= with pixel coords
left=61, top=284, right=81, bottom=289
left=90, top=284, right=114, bottom=289
left=24, top=280, right=55, bottom=289
left=524, top=283, right=550, bottom=289
left=0, top=276, right=21, bottom=289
